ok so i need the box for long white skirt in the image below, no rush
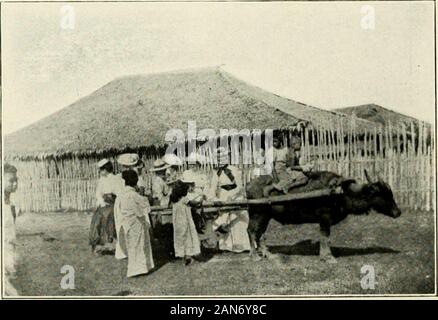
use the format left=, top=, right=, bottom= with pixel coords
left=172, top=201, right=201, bottom=258
left=114, top=199, right=128, bottom=260
left=118, top=219, right=154, bottom=278
left=214, top=209, right=251, bottom=253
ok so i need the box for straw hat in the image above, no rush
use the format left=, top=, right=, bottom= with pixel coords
left=150, top=159, right=170, bottom=172
left=117, top=153, right=140, bottom=166
left=97, top=159, right=110, bottom=168
left=164, top=153, right=183, bottom=166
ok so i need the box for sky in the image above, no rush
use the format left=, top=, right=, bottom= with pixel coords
left=2, top=1, right=435, bottom=134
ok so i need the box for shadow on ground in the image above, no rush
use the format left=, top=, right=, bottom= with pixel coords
left=269, top=239, right=399, bottom=257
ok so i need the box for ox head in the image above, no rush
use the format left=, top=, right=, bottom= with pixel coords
left=363, top=170, right=401, bottom=218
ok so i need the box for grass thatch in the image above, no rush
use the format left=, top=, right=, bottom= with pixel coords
left=335, top=104, right=432, bottom=129
left=5, top=67, right=378, bottom=160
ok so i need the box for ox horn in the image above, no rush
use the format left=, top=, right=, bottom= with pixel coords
left=364, top=169, right=373, bottom=183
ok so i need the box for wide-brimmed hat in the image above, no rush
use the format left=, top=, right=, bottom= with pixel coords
left=97, top=159, right=110, bottom=168
left=117, top=153, right=140, bottom=166
left=150, top=159, right=170, bottom=172
left=164, top=153, right=183, bottom=166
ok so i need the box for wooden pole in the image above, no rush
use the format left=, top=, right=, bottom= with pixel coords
left=150, top=187, right=343, bottom=213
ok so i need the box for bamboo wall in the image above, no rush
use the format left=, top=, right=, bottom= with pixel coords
left=10, top=117, right=435, bottom=213
left=296, top=119, right=435, bottom=211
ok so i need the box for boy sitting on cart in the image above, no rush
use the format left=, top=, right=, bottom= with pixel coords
left=263, top=132, right=313, bottom=197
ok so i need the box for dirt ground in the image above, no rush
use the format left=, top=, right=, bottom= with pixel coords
left=9, top=208, right=435, bottom=296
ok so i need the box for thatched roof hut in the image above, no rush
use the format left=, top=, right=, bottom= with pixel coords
left=6, top=67, right=434, bottom=213
left=336, top=103, right=432, bottom=129
left=336, top=103, right=433, bottom=148
left=5, top=67, right=377, bottom=160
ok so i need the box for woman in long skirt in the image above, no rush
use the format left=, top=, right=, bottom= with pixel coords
left=89, top=159, right=121, bottom=254
left=170, top=180, right=202, bottom=265
left=117, top=170, right=154, bottom=277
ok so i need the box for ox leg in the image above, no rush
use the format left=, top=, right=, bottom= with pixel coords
left=248, top=230, right=261, bottom=261
left=259, top=235, right=278, bottom=260
left=247, top=212, right=261, bottom=261
left=319, top=214, right=337, bottom=264
left=247, top=208, right=271, bottom=261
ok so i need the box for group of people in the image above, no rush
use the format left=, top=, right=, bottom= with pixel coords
left=90, top=132, right=313, bottom=278
left=90, top=147, right=254, bottom=277
left=1, top=131, right=312, bottom=295
left=2, top=132, right=313, bottom=293
left=90, top=153, right=155, bottom=277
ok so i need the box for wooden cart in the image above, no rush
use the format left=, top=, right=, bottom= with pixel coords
left=149, top=187, right=343, bottom=224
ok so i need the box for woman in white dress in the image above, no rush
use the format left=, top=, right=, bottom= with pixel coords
left=89, top=159, right=121, bottom=254
left=170, top=178, right=203, bottom=265
left=114, top=153, right=142, bottom=260
left=116, top=170, right=154, bottom=277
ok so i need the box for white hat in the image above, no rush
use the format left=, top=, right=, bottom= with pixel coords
left=164, top=153, right=183, bottom=166
left=117, top=153, right=140, bottom=166
left=150, top=159, right=170, bottom=172
left=97, top=159, right=110, bottom=168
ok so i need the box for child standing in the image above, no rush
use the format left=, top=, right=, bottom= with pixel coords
left=170, top=179, right=202, bottom=266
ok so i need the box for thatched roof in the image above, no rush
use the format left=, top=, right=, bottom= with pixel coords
left=335, top=104, right=431, bottom=129
left=5, top=67, right=378, bottom=160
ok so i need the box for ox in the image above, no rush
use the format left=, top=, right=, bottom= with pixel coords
left=245, top=170, right=401, bottom=263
